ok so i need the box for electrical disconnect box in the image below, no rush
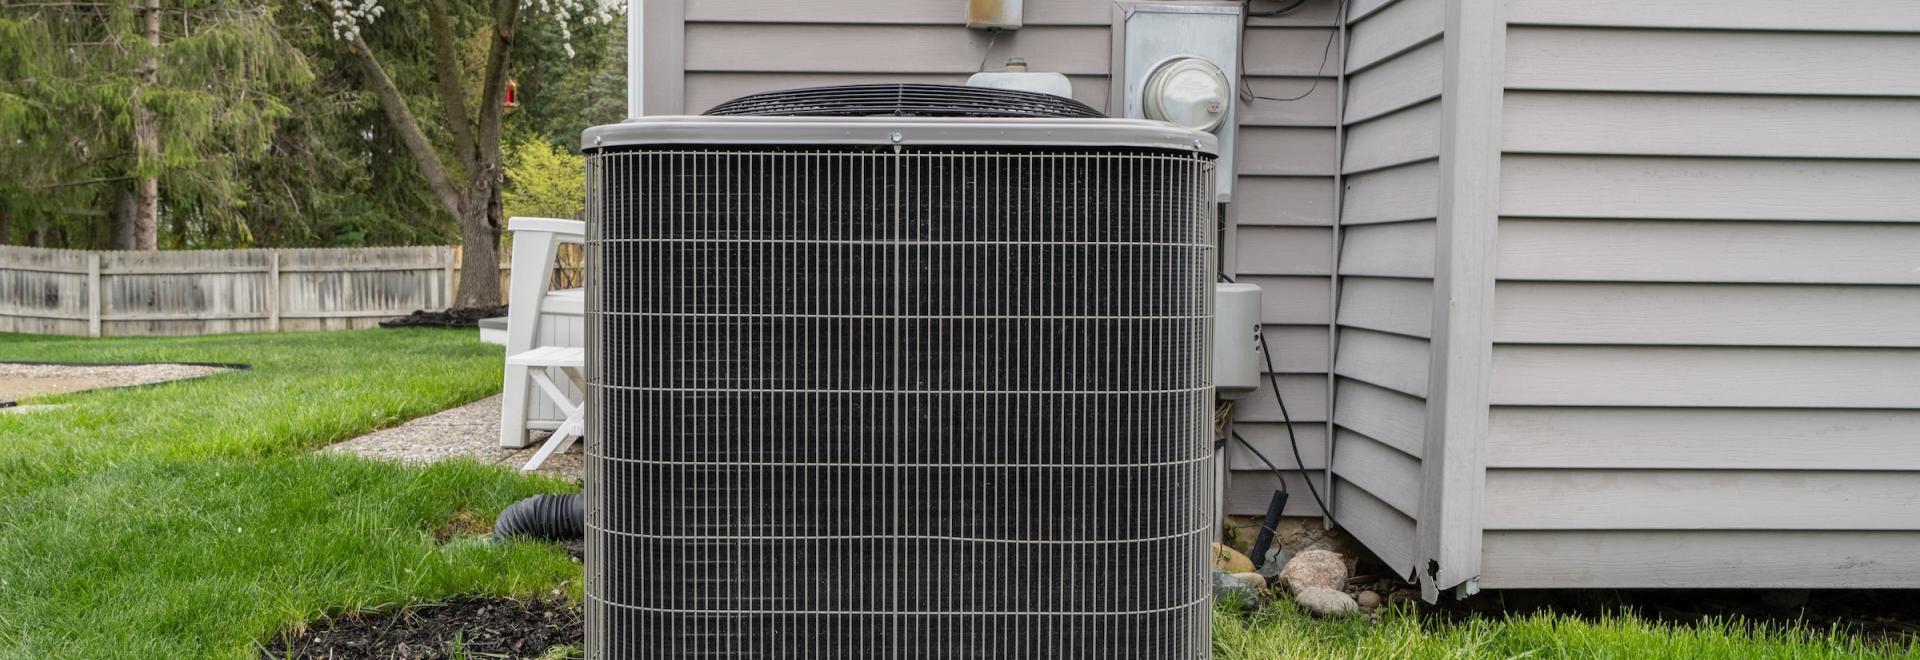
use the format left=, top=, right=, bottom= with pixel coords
left=1213, top=283, right=1264, bottom=399
left=1112, top=2, right=1242, bottom=202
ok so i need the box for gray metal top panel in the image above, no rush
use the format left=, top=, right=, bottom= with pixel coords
left=582, top=116, right=1218, bottom=155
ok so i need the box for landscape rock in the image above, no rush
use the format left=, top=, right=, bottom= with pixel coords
left=1228, top=572, right=1267, bottom=590
left=1278, top=549, right=1349, bottom=593
left=1211, top=570, right=1257, bottom=606
left=1293, top=586, right=1360, bottom=616
left=1355, top=590, right=1383, bottom=609
left=1256, top=548, right=1293, bottom=580
left=1211, top=542, right=1255, bottom=573
left=1222, top=515, right=1365, bottom=556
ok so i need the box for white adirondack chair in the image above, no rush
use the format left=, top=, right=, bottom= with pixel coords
left=506, top=345, right=585, bottom=471
left=500, top=217, right=587, bottom=449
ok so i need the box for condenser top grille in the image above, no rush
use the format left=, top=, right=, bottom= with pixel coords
left=702, top=83, right=1104, bottom=119
left=584, top=116, right=1218, bottom=154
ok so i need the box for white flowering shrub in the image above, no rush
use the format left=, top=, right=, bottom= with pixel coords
left=324, top=0, right=382, bottom=42
left=328, top=0, right=622, bottom=56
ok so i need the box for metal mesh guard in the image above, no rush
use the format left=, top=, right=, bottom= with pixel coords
left=702, top=84, right=1105, bottom=119
left=584, top=143, right=1217, bottom=659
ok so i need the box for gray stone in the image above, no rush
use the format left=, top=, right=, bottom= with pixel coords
left=1355, top=590, right=1383, bottom=609
left=1211, top=570, right=1257, bottom=607
left=1228, top=572, right=1267, bottom=590
left=1278, top=549, right=1349, bottom=593
left=1256, top=548, right=1293, bottom=580
left=1293, top=586, right=1359, bottom=616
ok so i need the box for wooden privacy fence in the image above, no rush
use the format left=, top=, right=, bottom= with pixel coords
left=0, top=244, right=584, bottom=337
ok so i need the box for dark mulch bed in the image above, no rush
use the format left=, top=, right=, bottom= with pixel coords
left=379, top=306, right=509, bottom=329
left=259, top=597, right=581, bottom=659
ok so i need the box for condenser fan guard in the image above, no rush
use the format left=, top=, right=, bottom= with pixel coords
left=702, top=83, right=1105, bottom=119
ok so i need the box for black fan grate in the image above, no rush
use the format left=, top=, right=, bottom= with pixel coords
left=702, top=83, right=1105, bottom=119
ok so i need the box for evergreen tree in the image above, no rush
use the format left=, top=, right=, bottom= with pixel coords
left=0, top=0, right=311, bottom=248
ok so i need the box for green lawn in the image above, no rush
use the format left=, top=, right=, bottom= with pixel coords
left=1, top=330, right=1912, bottom=659
left=0, top=330, right=579, bottom=658
left=1216, top=601, right=1917, bottom=659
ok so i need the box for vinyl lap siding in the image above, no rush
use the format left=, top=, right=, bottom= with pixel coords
left=676, top=0, right=1112, bottom=113
left=1223, top=0, right=1345, bottom=518
left=1320, top=0, right=1442, bottom=578
left=1483, top=1, right=1920, bottom=588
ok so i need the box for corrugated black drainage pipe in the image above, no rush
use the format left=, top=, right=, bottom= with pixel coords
left=492, top=493, right=583, bottom=541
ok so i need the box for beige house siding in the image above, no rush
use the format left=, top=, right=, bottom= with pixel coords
left=672, top=1, right=1112, bottom=114
left=1481, top=1, right=1920, bottom=588
left=1223, top=0, right=1344, bottom=519
left=1320, top=0, right=1442, bottom=580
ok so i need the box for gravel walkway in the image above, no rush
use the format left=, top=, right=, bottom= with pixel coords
left=0, top=362, right=234, bottom=403
left=322, top=394, right=583, bottom=481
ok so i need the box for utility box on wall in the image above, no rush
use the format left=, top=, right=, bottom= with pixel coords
left=1112, top=2, right=1243, bottom=201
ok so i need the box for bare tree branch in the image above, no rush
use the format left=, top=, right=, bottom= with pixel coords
left=32, top=175, right=134, bottom=190
left=425, top=0, right=476, bottom=174
left=345, top=34, right=465, bottom=221
left=471, top=0, right=519, bottom=184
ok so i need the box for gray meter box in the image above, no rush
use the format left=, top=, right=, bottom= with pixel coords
left=1111, top=2, right=1242, bottom=202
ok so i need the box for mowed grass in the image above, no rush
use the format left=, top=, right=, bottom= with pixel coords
left=0, top=330, right=580, bottom=658
left=1216, top=600, right=1920, bottom=659
left=2, top=330, right=1915, bottom=659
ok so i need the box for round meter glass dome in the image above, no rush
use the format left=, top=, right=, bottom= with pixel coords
left=1142, top=57, right=1231, bottom=133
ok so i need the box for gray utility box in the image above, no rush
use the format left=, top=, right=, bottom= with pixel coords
left=1112, top=2, right=1243, bottom=202
left=1213, top=282, right=1264, bottom=399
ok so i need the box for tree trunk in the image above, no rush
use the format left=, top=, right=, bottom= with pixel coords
left=0, top=206, right=10, bottom=245
left=131, top=0, right=161, bottom=250
left=111, top=185, right=137, bottom=249
left=453, top=194, right=503, bottom=307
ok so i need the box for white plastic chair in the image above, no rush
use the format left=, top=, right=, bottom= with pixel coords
left=500, top=217, right=586, bottom=449
left=506, top=346, right=585, bottom=471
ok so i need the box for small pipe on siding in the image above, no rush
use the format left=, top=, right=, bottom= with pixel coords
left=627, top=0, right=644, bottom=117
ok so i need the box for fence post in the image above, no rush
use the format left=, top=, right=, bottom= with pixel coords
left=268, top=251, right=282, bottom=333
left=445, top=246, right=457, bottom=308
left=86, top=252, right=102, bottom=337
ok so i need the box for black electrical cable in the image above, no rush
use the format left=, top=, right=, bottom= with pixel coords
left=1231, top=430, right=1290, bottom=494
left=1224, top=430, right=1291, bottom=552
left=1237, top=0, right=1347, bottom=104
left=1258, top=330, right=1334, bottom=524
left=1245, top=0, right=1311, bottom=17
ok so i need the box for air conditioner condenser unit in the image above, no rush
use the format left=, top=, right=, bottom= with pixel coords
left=581, top=85, right=1220, bottom=659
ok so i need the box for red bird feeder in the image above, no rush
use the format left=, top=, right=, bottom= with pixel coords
left=504, top=79, right=520, bottom=109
